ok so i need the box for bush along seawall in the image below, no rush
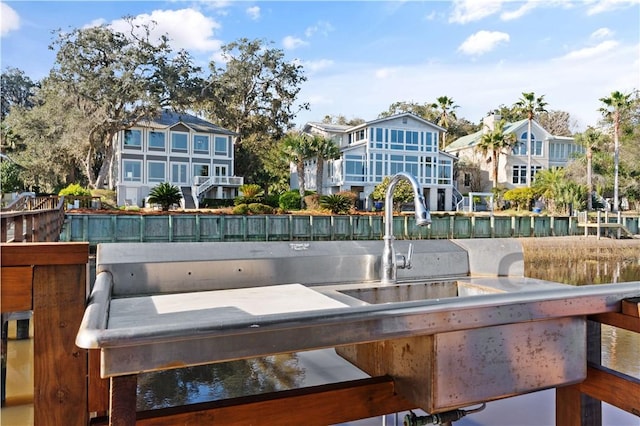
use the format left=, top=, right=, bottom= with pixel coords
left=60, top=211, right=640, bottom=246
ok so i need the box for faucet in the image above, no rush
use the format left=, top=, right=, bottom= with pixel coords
left=380, top=172, right=431, bottom=284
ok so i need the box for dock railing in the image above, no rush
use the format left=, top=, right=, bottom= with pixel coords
left=1, top=194, right=66, bottom=243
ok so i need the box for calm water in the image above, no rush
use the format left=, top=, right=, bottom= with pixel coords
left=137, top=258, right=640, bottom=413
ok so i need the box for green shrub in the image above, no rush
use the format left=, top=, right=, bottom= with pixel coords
left=320, top=194, right=353, bottom=214
left=279, top=190, right=302, bottom=210
left=59, top=183, right=91, bottom=197
left=232, top=203, right=249, bottom=215
left=248, top=203, right=274, bottom=214
left=263, top=193, right=281, bottom=208
left=504, top=187, right=536, bottom=211
left=148, top=182, right=182, bottom=211
left=201, top=198, right=235, bottom=208
left=235, top=184, right=264, bottom=205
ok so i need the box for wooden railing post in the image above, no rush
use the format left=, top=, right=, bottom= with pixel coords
left=1, top=242, right=89, bottom=426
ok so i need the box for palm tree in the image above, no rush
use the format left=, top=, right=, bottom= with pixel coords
left=280, top=132, right=313, bottom=209
left=514, top=92, right=547, bottom=187
left=476, top=119, right=516, bottom=188
left=574, top=127, right=607, bottom=211
left=309, top=134, right=340, bottom=196
left=431, top=96, right=459, bottom=149
left=148, top=182, right=182, bottom=211
left=599, top=90, right=632, bottom=212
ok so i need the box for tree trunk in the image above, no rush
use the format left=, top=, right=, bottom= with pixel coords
left=94, top=136, right=114, bottom=189
left=297, top=161, right=305, bottom=209
left=316, top=158, right=324, bottom=196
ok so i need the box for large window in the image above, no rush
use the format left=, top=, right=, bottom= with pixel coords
left=406, top=131, right=419, bottom=151
left=438, top=159, right=452, bottom=184
left=124, top=130, right=141, bottom=149
left=194, top=135, right=209, bottom=154
left=390, top=130, right=404, bottom=150
left=148, top=162, right=166, bottom=183
left=214, top=165, right=227, bottom=177
left=345, top=154, right=365, bottom=182
left=123, top=160, right=142, bottom=182
left=149, top=131, right=165, bottom=150
left=512, top=165, right=542, bottom=184
left=390, top=154, right=404, bottom=175
left=171, top=132, right=188, bottom=153
left=214, top=136, right=228, bottom=156
left=193, top=164, right=209, bottom=178
left=171, top=163, right=188, bottom=184
left=514, top=132, right=542, bottom=157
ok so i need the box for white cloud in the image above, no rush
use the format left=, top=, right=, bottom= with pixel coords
left=586, top=0, right=640, bottom=15
left=591, top=27, right=613, bottom=39
left=458, top=30, right=510, bottom=55
left=110, top=9, right=222, bottom=52
left=246, top=6, right=260, bottom=21
left=301, top=59, right=334, bottom=73
left=283, top=35, right=308, bottom=50
left=304, top=21, right=334, bottom=38
left=449, top=0, right=503, bottom=24
left=560, top=40, right=619, bottom=60
left=500, top=1, right=538, bottom=20
left=0, top=2, right=20, bottom=37
left=295, top=42, right=639, bottom=131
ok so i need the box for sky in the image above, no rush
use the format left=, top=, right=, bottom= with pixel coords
left=1, top=0, right=639, bottom=131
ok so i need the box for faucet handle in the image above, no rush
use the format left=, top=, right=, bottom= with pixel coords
left=396, top=243, right=414, bottom=270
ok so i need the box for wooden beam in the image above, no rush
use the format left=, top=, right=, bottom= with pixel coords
left=90, top=376, right=415, bottom=426
left=589, top=312, right=640, bottom=333
left=0, top=266, right=33, bottom=312
left=578, top=365, right=640, bottom=417
left=621, top=297, right=640, bottom=317
left=1, top=242, right=88, bottom=266
left=33, top=262, right=88, bottom=426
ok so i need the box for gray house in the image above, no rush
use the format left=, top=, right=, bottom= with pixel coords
left=298, top=113, right=458, bottom=211
left=114, top=110, right=242, bottom=208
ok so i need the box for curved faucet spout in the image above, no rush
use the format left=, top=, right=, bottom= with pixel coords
left=381, top=172, right=431, bottom=284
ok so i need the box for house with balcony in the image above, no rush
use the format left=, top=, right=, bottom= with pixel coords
left=114, top=110, right=242, bottom=208
left=444, top=113, right=584, bottom=195
left=298, top=113, right=458, bottom=211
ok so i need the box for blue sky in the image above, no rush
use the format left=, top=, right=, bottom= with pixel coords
left=1, top=1, right=639, bottom=131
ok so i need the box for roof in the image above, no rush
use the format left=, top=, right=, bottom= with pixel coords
left=444, top=118, right=544, bottom=152
left=353, top=112, right=446, bottom=133
left=304, top=112, right=445, bottom=134
left=303, top=122, right=352, bottom=133
left=137, top=110, right=236, bottom=136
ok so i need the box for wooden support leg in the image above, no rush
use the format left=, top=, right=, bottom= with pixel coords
left=109, top=375, right=137, bottom=426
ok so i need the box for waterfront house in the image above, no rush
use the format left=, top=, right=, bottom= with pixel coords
left=114, top=110, right=242, bottom=208
left=444, top=113, right=584, bottom=193
left=298, top=113, right=458, bottom=211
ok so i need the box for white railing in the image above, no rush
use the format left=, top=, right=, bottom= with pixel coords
left=193, top=176, right=244, bottom=199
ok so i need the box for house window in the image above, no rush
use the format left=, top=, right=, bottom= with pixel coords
left=171, top=162, right=188, bottom=185
left=123, top=160, right=142, bottom=182
left=374, top=128, right=384, bottom=149
left=171, top=132, right=188, bottom=153
left=422, top=157, right=434, bottom=183
left=214, top=165, right=227, bottom=177
left=124, top=130, right=141, bottom=149
left=464, top=173, right=471, bottom=187
left=214, top=136, right=228, bottom=156
left=405, top=156, right=419, bottom=177
left=406, top=131, right=419, bottom=151
left=515, top=132, right=542, bottom=156
left=512, top=165, right=542, bottom=184
left=345, top=155, right=365, bottom=182
left=149, top=131, right=165, bottom=150
left=193, top=164, right=209, bottom=178
left=148, top=162, right=166, bottom=183
left=390, top=154, right=404, bottom=175
left=390, top=130, right=404, bottom=150
left=438, top=159, right=452, bottom=184
left=194, top=135, right=209, bottom=154
left=513, top=141, right=527, bottom=156
left=353, top=129, right=365, bottom=142
left=424, top=132, right=435, bottom=152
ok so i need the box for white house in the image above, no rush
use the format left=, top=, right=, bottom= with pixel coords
left=444, top=113, right=584, bottom=194
left=298, top=113, right=458, bottom=211
left=114, top=110, right=243, bottom=208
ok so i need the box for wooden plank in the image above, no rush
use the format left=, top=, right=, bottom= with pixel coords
left=556, top=385, right=585, bottom=426
left=33, top=263, right=88, bottom=426
left=0, top=266, right=33, bottom=312
left=131, top=376, right=415, bottom=426
left=578, top=365, right=640, bottom=417
left=1, top=242, right=88, bottom=266
left=110, top=375, right=138, bottom=426
left=89, top=349, right=110, bottom=415
left=621, top=297, right=640, bottom=317
left=589, top=312, right=640, bottom=333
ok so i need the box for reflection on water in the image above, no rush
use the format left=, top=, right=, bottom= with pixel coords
left=137, top=355, right=303, bottom=410
left=527, top=257, right=640, bottom=379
